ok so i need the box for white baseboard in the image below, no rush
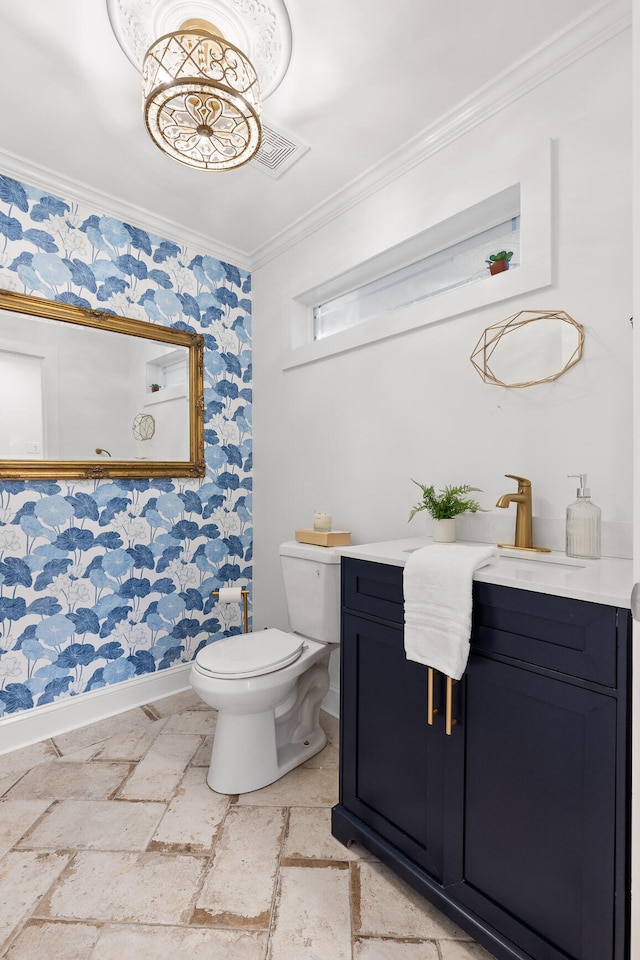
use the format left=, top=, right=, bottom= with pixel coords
left=1, top=665, right=340, bottom=755
left=322, top=682, right=340, bottom=720
left=0, top=663, right=193, bottom=755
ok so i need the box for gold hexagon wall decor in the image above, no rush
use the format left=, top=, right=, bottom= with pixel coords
left=470, top=309, right=584, bottom=388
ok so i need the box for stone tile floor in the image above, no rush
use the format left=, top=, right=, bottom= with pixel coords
left=0, top=689, right=496, bottom=959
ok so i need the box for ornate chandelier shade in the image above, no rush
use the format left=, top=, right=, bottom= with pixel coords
left=142, top=19, right=262, bottom=171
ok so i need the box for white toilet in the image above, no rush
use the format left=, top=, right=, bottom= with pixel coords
left=190, top=540, right=341, bottom=795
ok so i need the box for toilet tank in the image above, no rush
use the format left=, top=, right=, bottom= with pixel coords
left=279, top=541, right=341, bottom=644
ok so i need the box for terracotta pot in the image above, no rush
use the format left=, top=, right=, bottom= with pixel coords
left=489, top=259, right=509, bottom=275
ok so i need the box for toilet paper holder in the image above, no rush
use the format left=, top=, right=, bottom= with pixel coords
left=211, top=589, right=250, bottom=634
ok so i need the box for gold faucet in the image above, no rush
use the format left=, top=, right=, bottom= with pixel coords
left=496, top=474, right=550, bottom=552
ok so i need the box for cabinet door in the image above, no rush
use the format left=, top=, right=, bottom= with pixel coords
left=448, top=653, right=619, bottom=960
left=340, top=611, right=446, bottom=880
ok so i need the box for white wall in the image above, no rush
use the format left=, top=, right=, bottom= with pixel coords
left=252, top=31, right=632, bottom=648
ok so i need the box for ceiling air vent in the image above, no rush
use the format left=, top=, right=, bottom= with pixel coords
left=254, top=123, right=310, bottom=179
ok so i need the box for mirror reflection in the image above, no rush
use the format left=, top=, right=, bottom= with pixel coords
left=0, top=290, right=204, bottom=479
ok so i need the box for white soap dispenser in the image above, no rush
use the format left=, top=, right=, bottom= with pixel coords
left=566, top=474, right=601, bottom=559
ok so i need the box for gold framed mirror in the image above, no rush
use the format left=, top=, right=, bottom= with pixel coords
left=0, top=289, right=205, bottom=479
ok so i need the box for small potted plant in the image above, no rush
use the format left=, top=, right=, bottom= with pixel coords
left=408, top=481, right=484, bottom=542
left=485, top=250, right=513, bottom=275
left=150, top=383, right=161, bottom=393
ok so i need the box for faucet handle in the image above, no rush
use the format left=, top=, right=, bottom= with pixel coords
left=504, top=473, right=531, bottom=488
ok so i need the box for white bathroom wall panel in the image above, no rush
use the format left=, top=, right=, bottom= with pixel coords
left=252, top=32, right=632, bottom=650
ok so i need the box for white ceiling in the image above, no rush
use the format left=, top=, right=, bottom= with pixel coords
left=0, top=0, right=618, bottom=267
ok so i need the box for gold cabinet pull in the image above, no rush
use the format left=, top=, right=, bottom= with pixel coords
left=427, top=667, right=439, bottom=725
left=445, top=676, right=458, bottom=736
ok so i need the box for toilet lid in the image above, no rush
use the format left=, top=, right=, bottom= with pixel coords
left=194, top=628, right=305, bottom=679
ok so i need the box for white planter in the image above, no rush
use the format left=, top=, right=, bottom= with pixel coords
left=433, top=518, right=456, bottom=543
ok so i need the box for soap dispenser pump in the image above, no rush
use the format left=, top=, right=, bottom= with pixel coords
left=566, top=474, right=601, bottom=559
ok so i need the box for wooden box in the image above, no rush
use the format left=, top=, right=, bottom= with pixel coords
left=295, top=529, right=352, bottom=547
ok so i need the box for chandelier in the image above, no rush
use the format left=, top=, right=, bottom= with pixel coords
left=143, top=18, right=261, bottom=171
left=107, top=0, right=292, bottom=172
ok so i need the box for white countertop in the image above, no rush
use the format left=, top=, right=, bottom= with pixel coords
left=339, top=537, right=633, bottom=609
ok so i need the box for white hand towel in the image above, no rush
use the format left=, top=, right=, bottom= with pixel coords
left=403, top=543, right=498, bottom=679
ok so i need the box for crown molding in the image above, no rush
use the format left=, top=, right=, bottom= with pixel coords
left=251, top=0, right=631, bottom=270
left=0, top=147, right=251, bottom=271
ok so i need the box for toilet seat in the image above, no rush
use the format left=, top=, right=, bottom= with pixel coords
left=194, top=628, right=305, bottom=679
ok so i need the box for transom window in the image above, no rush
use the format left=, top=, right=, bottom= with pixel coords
left=313, top=216, right=520, bottom=341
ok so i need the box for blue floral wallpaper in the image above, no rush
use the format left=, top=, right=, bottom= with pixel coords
left=0, top=175, right=251, bottom=719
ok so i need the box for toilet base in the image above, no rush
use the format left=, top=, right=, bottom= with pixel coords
left=206, top=712, right=326, bottom=794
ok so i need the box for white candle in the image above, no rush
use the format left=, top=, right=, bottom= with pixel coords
left=314, top=512, right=332, bottom=532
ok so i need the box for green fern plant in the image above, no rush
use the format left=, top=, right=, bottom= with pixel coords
left=408, top=481, right=484, bottom=522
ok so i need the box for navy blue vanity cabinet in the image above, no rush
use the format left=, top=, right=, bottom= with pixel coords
left=335, top=558, right=458, bottom=882
left=339, top=608, right=448, bottom=879
left=449, top=581, right=631, bottom=960
left=332, top=558, right=631, bottom=960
